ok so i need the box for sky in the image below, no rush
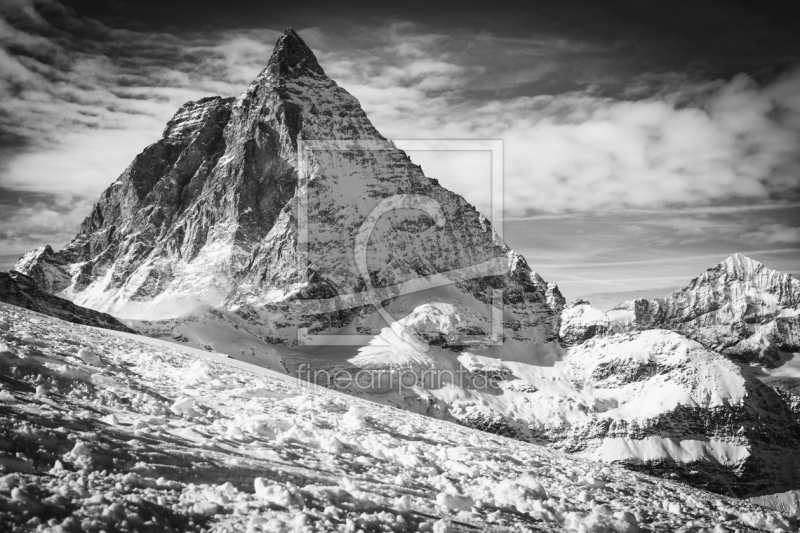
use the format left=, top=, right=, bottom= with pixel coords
left=0, top=0, right=799, bottom=309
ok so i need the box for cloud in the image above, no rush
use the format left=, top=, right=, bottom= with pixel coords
left=341, top=68, right=800, bottom=216
left=0, top=192, right=94, bottom=259
left=743, top=224, right=800, bottom=244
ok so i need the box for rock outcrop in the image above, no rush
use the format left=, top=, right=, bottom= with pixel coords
left=0, top=270, right=133, bottom=333
left=607, top=253, right=800, bottom=367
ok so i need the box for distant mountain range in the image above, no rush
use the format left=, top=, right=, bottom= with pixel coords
left=605, top=253, right=800, bottom=368
left=4, top=28, right=800, bottom=504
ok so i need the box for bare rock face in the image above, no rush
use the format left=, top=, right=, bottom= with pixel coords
left=0, top=271, right=133, bottom=333
left=607, top=253, right=800, bottom=367
left=14, top=29, right=564, bottom=345
left=559, top=298, right=609, bottom=346
left=16, top=95, right=236, bottom=310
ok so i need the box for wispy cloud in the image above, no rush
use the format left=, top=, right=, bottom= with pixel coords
left=743, top=224, right=800, bottom=244
left=0, top=193, right=93, bottom=257
left=541, top=248, right=800, bottom=269
left=506, top=201, right=800, bottom=221
left=347, top=69, right=800, bottom=215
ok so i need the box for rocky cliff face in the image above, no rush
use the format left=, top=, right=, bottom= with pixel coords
left=606, top=254, right=800, bottom=367
left=0, top=271, right=133, bottom=333
left=14, top=28, right=563, bottom=347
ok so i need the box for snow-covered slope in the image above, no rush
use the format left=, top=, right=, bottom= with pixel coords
left=14, top=28, right=563, bottom=347
left=2, top=302, right=797, bottom=532
left=607, top=254, right=800, bottom=367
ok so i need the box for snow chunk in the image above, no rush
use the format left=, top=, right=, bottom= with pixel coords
left=319, top=435, right=345, bottom=454
left=78, top=347, right=104, bottom=366
left=11, top=487, right=42, bottom=509
left=341, top=405, right=368, bottom=428
left=171, top=397, right=201, bottom=418
left=91, top=373, right=121, bottom=388
left=394, top=495, right=412, bottom=511
left=183, top=360, right=218, bottom=386
left=122, top=472, right=156, bottom=488
left=253, top=478, right=302, bottom=507
left=436, top=492, right=474, bottom=511
left=102, top=414, right=120, bottom=425
left=433, top=519, right=453, bottom=533
left=63, top=441, right=93, bottom=469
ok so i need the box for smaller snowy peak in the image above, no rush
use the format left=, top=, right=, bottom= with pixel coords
left=606, top=254, right=800, bottom=366
left=686, top=252, right=765, bottom=285
left=399, top=302, right=470, bottom=335
left=559, top=298, right=609, bottom=345
left=694, top=253, right=778, bottom=287
left=13, top=245, right=72, bottom=295
left=397, top=301, right=488, bottom=345
left=725, top=252, right=763, bottom=273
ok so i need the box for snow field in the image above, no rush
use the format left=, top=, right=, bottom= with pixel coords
left=0, top=302, right=796, bottom=532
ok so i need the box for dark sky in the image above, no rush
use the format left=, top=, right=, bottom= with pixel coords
left=1, top=0, right=799, bottom=305
left=59, top=0, right=800, bottom=83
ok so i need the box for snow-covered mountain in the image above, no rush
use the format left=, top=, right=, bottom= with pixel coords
left=606, top=253, right=800, bottom=367
left=14, top=28, right=563, bottom=350
left=9, top=29, right=800, bottom=503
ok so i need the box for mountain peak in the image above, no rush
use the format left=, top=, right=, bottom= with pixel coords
left=722, top=252, right=763, bottom=275
left=267, top=27, right=325, bottom=79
